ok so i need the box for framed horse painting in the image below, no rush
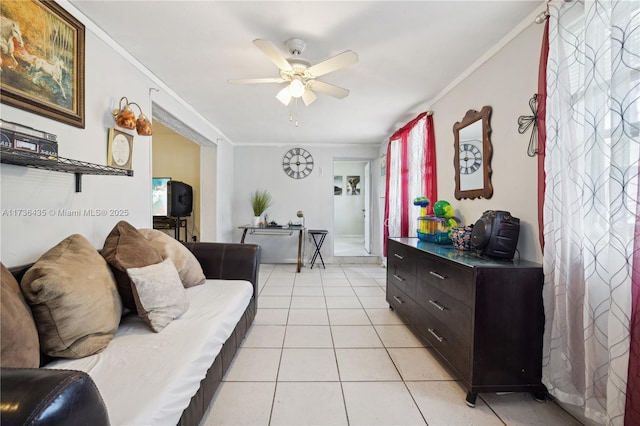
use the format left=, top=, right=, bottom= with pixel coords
left=0, top=1, right=85, bottom=128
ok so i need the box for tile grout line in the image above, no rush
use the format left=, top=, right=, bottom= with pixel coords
left=325, top=264, right=351, bottom=425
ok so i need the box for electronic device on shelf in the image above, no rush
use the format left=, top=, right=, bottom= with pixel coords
left=152, top=178, right=193, bottom=218
left=167, top=180, right=193, bottom=217
left=152, top=177, right=171, bottom=217
left=471, top=210, right=520, bottom=260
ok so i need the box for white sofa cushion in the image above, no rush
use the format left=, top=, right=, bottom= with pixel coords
left=45, top=279, right=252, bottom=426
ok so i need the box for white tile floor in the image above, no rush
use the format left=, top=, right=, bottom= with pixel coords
left=200, top=263, right=583, bottom=426
left=333, top=236, right=374, bottom=257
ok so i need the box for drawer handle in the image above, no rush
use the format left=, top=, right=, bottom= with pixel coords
left=428, top=299, right=446, bottom=311
left=394, top=253, right=404, bottom=260
left=393, top=274, right=405, bottom=282
left=427, top=328, right=444, bottom=342
left=429, top=271, right=446, bottom=280
left=393, top=296, right=404, bottom=304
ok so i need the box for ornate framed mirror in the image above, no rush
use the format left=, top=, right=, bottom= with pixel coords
left=453, top=106, right=493, bottom=200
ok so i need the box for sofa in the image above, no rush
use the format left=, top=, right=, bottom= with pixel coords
left=0, top=221, right=261, bottom=426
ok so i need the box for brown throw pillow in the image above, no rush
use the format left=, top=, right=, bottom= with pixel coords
left=102, top=221, right=163, bottom=310
left=137, top=229, right=206, bottom=288
left=1, top=263, right=40, bottom=368
left=127, top=258, right=189, bottom=332
left=20, top=234, right=122, bottom=359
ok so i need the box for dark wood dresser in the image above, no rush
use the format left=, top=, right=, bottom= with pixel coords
left=386, top=237, right=546, bottom=406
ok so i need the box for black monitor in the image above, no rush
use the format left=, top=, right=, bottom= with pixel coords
left=167, top=180, right=193, bottom=217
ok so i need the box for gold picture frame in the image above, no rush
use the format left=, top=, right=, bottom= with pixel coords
left=107, top=128, right=133, bottom=170
left=0, top=1, right=85, bottom=128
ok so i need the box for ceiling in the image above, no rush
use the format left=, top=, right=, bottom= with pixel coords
left=70, top=1, right=543, bottom=146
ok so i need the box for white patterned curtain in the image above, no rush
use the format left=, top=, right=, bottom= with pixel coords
left=408, top=116, right=427, bottom=237
left=542, top=1, right=640, bottom=424
left=387, top=139, right=402, bottom=238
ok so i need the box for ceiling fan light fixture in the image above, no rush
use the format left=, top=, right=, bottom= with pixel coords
left=276, top=86, right=292, bottom=105
left=289, top=77, right=305, bottom=98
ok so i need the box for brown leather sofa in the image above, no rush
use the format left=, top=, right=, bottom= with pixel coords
left=1, top=241, right=260, bottom=426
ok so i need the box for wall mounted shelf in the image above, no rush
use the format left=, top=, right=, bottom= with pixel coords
left=0, top=150, right=133, bottom=192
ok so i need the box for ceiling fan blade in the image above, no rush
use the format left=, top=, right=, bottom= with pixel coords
left=301, top=88, right=317, bottom=106
left=253, top=39, right=293, bottom=72
left=228, top=77, right=286, bottom=84
left=306, top=50, right=358, bottom=78
left=308, top=80, right=350, bottom=99
left=276, top=86, right=292, bottom=106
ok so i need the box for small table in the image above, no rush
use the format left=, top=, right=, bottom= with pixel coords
left=238, top=225, right=305, bottom=272
left=308, top=230, right=328, bottom=269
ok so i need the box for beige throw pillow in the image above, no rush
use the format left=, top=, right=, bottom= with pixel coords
left=21, top=234, right=122, bottom=358
left=1, top=263, right=40, bottom=367
left=102, top=221, right=164, bottom=311
left=127, top=258, right=189, bottom=332
left=137, top=229, right=206, bottom=288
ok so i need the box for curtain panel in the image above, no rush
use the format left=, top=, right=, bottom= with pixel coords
left=383, top=113, right=437, bottom=256
left=542, top=1, right=639, bottom=424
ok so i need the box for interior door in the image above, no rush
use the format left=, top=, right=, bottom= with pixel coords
left=364, top=162, right=371, bottom=254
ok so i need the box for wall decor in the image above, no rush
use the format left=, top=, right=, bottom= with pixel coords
left=0, top=1, right=85, bottom=128
left=282, top=147, right=313, bottom=179
left=107, top=128, right=133, bottom=170
left=334, top=175, right=343, bottom=195
left=453, top=106, right=493, bottom=200
left=517, top=94, right=539, bottom=157
left=346, top=175, right=361, bottom=195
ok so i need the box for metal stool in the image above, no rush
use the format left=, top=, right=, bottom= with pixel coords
left=308, top=230, right=328, bottom=269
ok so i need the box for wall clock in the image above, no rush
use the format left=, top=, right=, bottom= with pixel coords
left=282, top=148, right=313, bottom=179
left=459, top=142, right=482, bottom=175
left=107, top=128, right=133, bottom=169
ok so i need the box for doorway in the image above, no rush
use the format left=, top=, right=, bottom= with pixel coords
left=333, top=160, right=373, bottom=256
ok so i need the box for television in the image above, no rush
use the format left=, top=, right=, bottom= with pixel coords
left=152, top=177, right=171, bottom=217
left=167, top=180, right=193, bottom=217
left=471, top=210, right=520, bottom=260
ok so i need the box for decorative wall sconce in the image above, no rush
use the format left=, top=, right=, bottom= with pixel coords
left=112, top=97, right=153, bottom=136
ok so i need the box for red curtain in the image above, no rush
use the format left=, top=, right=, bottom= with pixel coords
left=424, top=114, right=438, bottom=214
left=625, top=168, right=640, bottom=425
left=538, top=15, right=549, bottom=251
left=383, top=112, right=437, bottom=256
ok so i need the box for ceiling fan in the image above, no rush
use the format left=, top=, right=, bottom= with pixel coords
left=228, top=38, right=358, bottom=106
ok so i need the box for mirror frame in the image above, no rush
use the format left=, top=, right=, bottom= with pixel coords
left=453, top=105, right=493, bottom=200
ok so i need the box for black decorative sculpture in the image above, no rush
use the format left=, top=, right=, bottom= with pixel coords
left=517, top=94, right=539, bottom=157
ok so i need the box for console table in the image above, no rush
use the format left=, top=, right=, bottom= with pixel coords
left=386, top=237, right=546, bottom=406
left=239, top=225, right=305, bottom=272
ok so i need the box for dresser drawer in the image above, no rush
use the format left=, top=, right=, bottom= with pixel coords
left=417, top=256, right=473, bottom=305
left=414, top=305, right=470, bottom=381
left=386, top=282, right=414, bottom=320
left=416, top=281, right=472, bottom=344
left=388, top=240, right=417, bottom=277
left=387, top=264, right=416, bottom=299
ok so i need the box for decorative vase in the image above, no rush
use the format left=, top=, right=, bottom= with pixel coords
left=253, top=216, right=261, bottom=227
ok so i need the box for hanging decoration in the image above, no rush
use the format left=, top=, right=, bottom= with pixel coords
left=517, top=94, right=539, bottom=157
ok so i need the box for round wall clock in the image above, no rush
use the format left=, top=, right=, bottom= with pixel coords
left=459, top=142, right=482, bottom=175
left=282, top=148, right=313, bottom=179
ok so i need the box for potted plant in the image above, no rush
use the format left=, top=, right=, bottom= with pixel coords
left=250, top=189, right=272, bottom=226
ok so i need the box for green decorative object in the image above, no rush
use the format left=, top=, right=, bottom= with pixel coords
left=413, top=196, right=430, bottom=217
left=433, top=200, right=450, bottom=217
left=250, top=189, right=272, bottom=217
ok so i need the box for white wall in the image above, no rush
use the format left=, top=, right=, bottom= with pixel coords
left=0, top=3, right=231, bottom=266
left=233, top=145, right=379, bottom=263
left=373, top=21, right=545, bottom=264
left=334, top=161, right=366, bottom=236
left=429, top=22, right=544, bottom=263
